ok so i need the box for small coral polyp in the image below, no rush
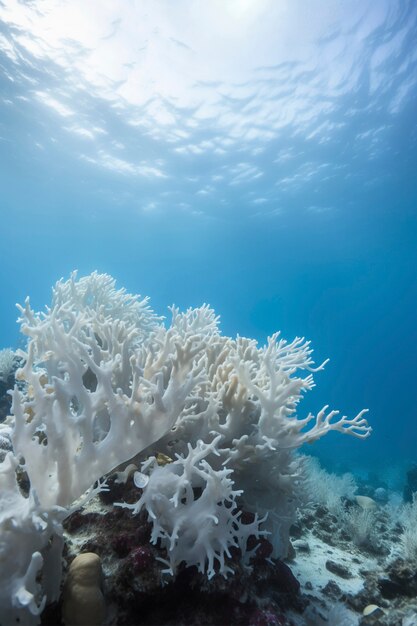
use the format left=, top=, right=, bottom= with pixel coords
left=0, top=271, right=371, bottom=625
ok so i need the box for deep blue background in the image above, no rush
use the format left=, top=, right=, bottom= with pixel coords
left=1, top=0, right=416, bottom=484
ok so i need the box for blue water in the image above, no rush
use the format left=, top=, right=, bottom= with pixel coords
left=1, top=0, right=417, bottom=480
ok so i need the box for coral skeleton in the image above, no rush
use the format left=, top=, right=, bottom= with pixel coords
left=0, top=272, right=371, bottom=624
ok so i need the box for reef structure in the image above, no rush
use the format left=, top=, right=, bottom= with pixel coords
left=0, top=272, right=370, bottom=624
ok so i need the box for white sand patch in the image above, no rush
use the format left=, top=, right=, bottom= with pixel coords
left=292, top=532, right=378, bottom=595
left=286, top=532, right=381, bottom=625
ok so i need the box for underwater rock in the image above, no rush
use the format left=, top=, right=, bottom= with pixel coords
left=325, top=559, right=352, bottom=579
left=63, top=511, right=103, bottom=534
left=383, top=558, right=417, bottom=597
left=248, top=606, right=288, bottom=626
left=322, top=579, right=342, bottom=598
left=62, top=553, right=105, bottom=626
left=129, top=546, right=155, bottom=573
left=273, top=560, right=300, bottom=595
left=355, top=495, right=378, bottom=510
left=292, top=539, right=310, bottom=553
left=286, top=540, right=296, bottom=561
left=373, top=487, right=388, bottom=504
left=362, top=603, right=384, bottom=618
left=254, top=538, right=274, bottom=561
left=378, top=577, right=403, bottom=599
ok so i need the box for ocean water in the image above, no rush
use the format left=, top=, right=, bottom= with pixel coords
left=1, top=1, right=417, bottom=487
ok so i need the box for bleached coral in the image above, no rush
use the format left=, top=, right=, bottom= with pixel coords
left=122, top=436, right=265, bottom=579
left=0, top=271, right=371, bottom=624
left=0, top=453, right=65, bottom=625
left=12, top=287, right=202, bottom=509
left=398, top=493, right=417, bottom=560
left=346, top=506, right=380, bottom=550
left=51, top=270, right=162, bottom=333
left=302, top=456, right=357, bottom=514
left=0, top=347, right=16, bottom=383
left=149, top=329, right=369, bottom=557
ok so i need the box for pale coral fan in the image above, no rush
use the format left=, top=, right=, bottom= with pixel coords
left=0, top=271, right=371, bottom=624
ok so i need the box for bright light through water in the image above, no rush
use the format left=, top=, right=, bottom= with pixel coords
left=2, top=0, right=414, bottom=209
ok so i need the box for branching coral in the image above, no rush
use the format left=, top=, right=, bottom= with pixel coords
left=0, top=272, right=371, bottom=624
left=121, top=436, right=265, bottom=579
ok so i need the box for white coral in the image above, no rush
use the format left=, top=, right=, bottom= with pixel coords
left=0, top=271, right=371, bottom=623
left=0, top=347, right=15, bottom=382
left=399, top=493, right=417, bottom=560
left=122, top=437, right=265, bottom=578
left=302, top=456, right=357, bottom=514
left=51, top=270, right=162, bottom=333
left=149, top=329, right=370, bottom=558
left=0, top=453, right=65, bottom=625
left=12, top=298, right=204, bottom=509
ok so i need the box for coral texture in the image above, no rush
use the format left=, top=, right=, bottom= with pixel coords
left=0, top=272, right=371, bottom=624
left=121, top=436, right=266, bottom=578
left=0, top=348, right=15, bottom=383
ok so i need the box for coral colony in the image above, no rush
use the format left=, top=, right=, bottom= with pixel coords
left=0, top=272, right=370, bottom=624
